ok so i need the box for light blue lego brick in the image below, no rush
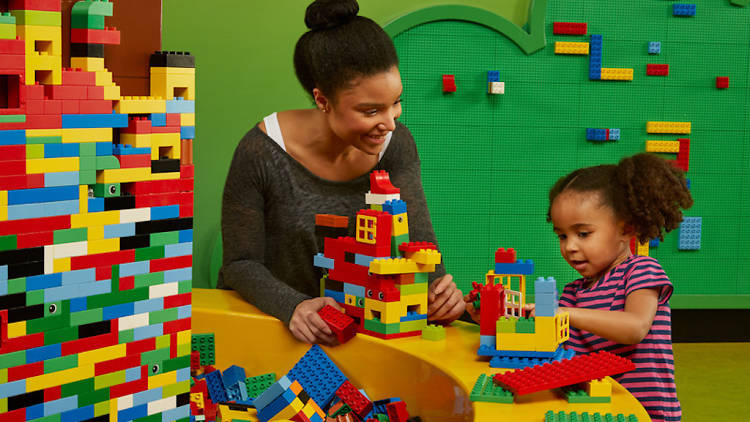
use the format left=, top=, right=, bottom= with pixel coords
left=152, top=205, right=180, bottom=220
left=678, top=216, right=702, bottom=250
left=177, top=304, right=191, bottom=319
left=133, top=387, right=163, bottom=406
left=0, top=280, right=6, bottom=296
left=166, top=99, right=195, bottom=113
left=27, top=273, right=63, bottom=291
left=313, top=253, right=335, bottom=270
left=179, top=229, right=193, bottom=243
left=324, top=289, right=345, bottom=304
left=134, top=322, right=164, bottom=341
left=0, top=129, right=25, bottom=145
left=480, top=335, right=496, bottom=348
left=354, top=253, right=376, bottom=266
left=62, top=268, right=96, bottom=285
left=26, top=344, right=62, bottom=364
left=383, top=199, right=407, bottom=215
left=0, top=379, right=25, bottom=399
left=180, top=126, right=195, bottom=139
left=494, top=259, right=534, bottom=275
left=164, top=241, right=192, bottom=258
left=79, top=279, right=111, bottom=297
left=103, top=302, right=135, bottom=320
left=134, top=297, right=164, bottom=314
left=119, top=260, right=150, bottom=278
left=8, top=199, right=78, bottom=220
left=162, top=405, right=190, bottom=422
left=117, top=404, right=147, bottom=422
left=535, top=302, right=558, bottom=317
left=258, top=387, right=298, bottom=422
left=534, top=277, right=557, bottom=293
left=88, top=197, right=105, bottom=212
left=113, top=144, right=151, bottom=155
left=44, top=395, right=78, bottom=417
left=177, top=367, right=190, bottom=382
left=103, top=222, right=136, bottom=239
left=0, top=265, right=7, bottom=282
left=69, top=297, right=87, bottom=312
left=61, top=113, right=128, bottom=129
left=61, top=404, right=94, bottom=422
left=487, top=70, right=500, bottom=82
left=649, top=41, right=661, bottom=54
left=151, top=113, right=167, bottom=127
left=45, top=171, right=80, bottom=187
left=343, top=283, right=366, bottom=297
left=609, top=128, right=621, bottom=140
left=164, top=267, right=192, bottom=283
left=125, top=366, right=142, bottom=382
left=44, top=284, right=81, bottom=302
left=8, top=185, right=79, bottom=205
left=95, top=142, right=113, bottom=156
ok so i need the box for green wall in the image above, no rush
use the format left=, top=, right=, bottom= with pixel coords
left=161, top=0, right=530, bottom=289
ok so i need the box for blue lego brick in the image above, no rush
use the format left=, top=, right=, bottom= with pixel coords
left=133, top=388, right=162, bottom=406
left=95, top=141, right=113, bottom=156
left=354, top=253, right=376, bottom=267
left=286, top=345, right=347, bottom=408
left=383, top=199, right=407, bottom=215
left=206, top=369, right=229, bottom=403
left=324, top=289, right=345, bottom=304
left=180, top=126, right=195, bottom=139
left=26, top=344, right=62, bottom=363
left=103, top=222, right=136, bottom=239
left=165, top=241, right=192, bottom=258
left=164, top=267, right=192, bottom=283
left=113, top=144, right=151, bottom=155
left=478, top=343, right=560, bottom=358
left=178, top=304, right=191, bottom=319
left=534, top=277, right=557, bottom=294
left=27, top=273, right=63, bottom=291
left=117, top=404, right=147, bottom=422
left=26, top=403, right=44, bottom=420
left=686, top=178, right=691, bottom=190
left=69, top=297, right=87, bottom=312
left=649, top=41, right=661, bottom=54
left=88, top=197, right=105, bottom=212
left=649, top=238, right=660, bottom=248
left=494, top=259, right=534, bottom=275
left=489, top=347, right=576, bottom=369
left=166, top=99, right=195, bottom=113
left=314, top=253, right=334, bottom=270
left=223, top=365, right=247, bottom=389
left=258, top=386, right=298, bottom=422
left=227, top=380, right=248, bottom=401
left=61, top=113, right=129, bottom=129
left=609, top=128, right=620, bottom=141
left=343, top=282, right=366, bottom=297
left=254, top=375, right=292, bottom=411
left=162, top=405, right=190, bottom=422
left=120, top=260, right=150, bottom=278
left=8, top=185, right=79, bottom=205
left=0, top=130, right=25, bottom=145
left=678, top=216, right=702, bottom=250
left=44, top=143, right=80, bottom=158
left=586, top=128, right=607, bottom=141
left=103, top=302, right=135, bottom=320
left=487, top=70, right=500, bottom=82
left=134, top=298, right=164, bottom=314
left=152, top=205, right=180, bottom=220
left=151, top=113, right=167, bottom=127
left=480, top=335, right=496, bottom=348
left=133, top=322, right=163, bottom=341
left=400, top=311, right=427, bottom=322
left=179, top=229, right=193, bottom=242
left=673, top=3, right=696, bottom=16
left=62, top=404, right=95, bottom=422
left=45, top=171, right=80, bottom=187
left=125, top=366, right=142, bottom=382
left=8, top=199, right=78, bottom=220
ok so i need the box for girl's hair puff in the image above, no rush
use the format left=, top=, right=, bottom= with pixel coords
left=547, top=153, right=693, bottom=243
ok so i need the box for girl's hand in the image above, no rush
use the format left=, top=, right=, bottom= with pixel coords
left=464, top=293, right=481, bottom=323
left=523, top=303, right=536, bottom=318
left=428, top=274, right=465, bottom=324
left=289, top=297, right=342, bottom=346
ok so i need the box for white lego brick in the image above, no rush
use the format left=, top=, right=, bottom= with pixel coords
left=365, top=192, right=400, bottom=205
left=489, top=81, right=505, bottom=94
left=44, top=244, right=54, bottom=274
left=149, top=281, right=179, bottom=299
left=53, top=241, right=88, bottom=259
left=120, top=207, right=151, bottom=224
left=119, top=313, right=149, bottom=331
left=147, top=396, right=176, bottom=415
left=118, top=395, right=134, bottom=411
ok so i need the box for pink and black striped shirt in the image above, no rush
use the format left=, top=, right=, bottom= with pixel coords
left=559, top=255, right=681, bottom=422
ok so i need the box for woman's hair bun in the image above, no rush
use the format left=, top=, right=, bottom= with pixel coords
left=305, top=0, right=359, bottom=30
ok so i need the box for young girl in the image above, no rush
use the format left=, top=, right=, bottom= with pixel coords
left=542, top=153, right=691, bottom=422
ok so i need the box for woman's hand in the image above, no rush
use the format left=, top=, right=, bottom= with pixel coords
left=523, top=303, right=536, bottom=318
left=289, top=297, right=342, bottom=346
left=464, top=293, right=481, bottom=323
left=427, top=274, right=465, bottom=324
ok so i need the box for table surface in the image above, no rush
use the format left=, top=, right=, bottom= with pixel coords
left=192, top=288, right=651, bottom=422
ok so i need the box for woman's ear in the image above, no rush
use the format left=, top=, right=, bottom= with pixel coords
left=313, top=88, right=330, bottom=113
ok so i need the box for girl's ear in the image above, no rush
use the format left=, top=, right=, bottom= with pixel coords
left=621, top=222, right=636, bottom=237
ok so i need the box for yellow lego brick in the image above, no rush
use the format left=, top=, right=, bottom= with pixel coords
left=601, top=68, right=634, bottom=81
left=78, top=185, right=88, bottom=214
left=645, top=140, right=680, bottom=153
left=27, top=128, right=62, bottom=137
left=392, top=213, right=408, bottom=236
left=150, top=67, right=196, bottom=75
left=115, top=96, right=167, bottom=114
left=152, top=132, right=181, bottom=160
left=355, top=214, right=377, bottom=244
left=554, top=41, right=589, bottom=55
left=95, top=369, right=127, bottom=390
left=401, top=293, right=427, bottom=315
left=177, top=329, right=191, bottom=345
left=87, top=238, right=119, bottom=254
left=345, top=294, right=357, bottom=307
left=7, top=321, right=26, bottom=338
left=0, top=397, right=6, bottom=414
left=409, top=249, right=441, bottom=265
left=79, top=344, right=126, bottom=366
left=17, top=24, right=62, bottom=55
left=110, top=398, right=118, bottom=422
left=369, top=257, right=435, bottom=275
left=150, top=172, right=180, bottom=181
left=150, top=71, right=196, bottom=101
left=25, top=53, right=62, bottom=85
left=0, top=206, right=6, bottom=222
left=191, top=393, right=205, bottom=409
left=62, top=128, right=112, bottom=143
left=156, top=335, right=171, bottom=349
left=71, top=56, right=105, bottom=71
left=176, top=342, right=191, bottom=357
left=0, top=368, right=6, bottom=384
left=88, top=225, right=104, bottom=240
left=94, top=399, right=109, bottom=417
left=534, top=315, right=558, bottom=351
left=121, top=133, right=152, bottom=148
left=646, top=121, right=691, bottom=134
left=587, top=378, right=612, bottom=397
left=70, top=210, right=121, bottom=228
left=97, top=167, right=151, bottom=184
left=27, top=364, right=94, bottom=391
left=497, top=332, right=536, bottom=351
left=95, top=70, right=113, bottom=86
left=53, top=257, right=71, bottom=273
left=102, top=84, right=120, bottom=100
left=364, top=297, right=407, bottom=324
left=271, top=397, right=305, bottom=421
left=181, top=113, right=195, bottom=126
left=26, top=157, right=79, bottom=173
left=0, top=191, right=6, bottom=206
left=148, top=370, right=177, bottom=390
left=636, top=241, right=649, bottom=256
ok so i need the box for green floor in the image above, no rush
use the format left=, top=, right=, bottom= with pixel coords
left=673, top=343, right=750, bottom=421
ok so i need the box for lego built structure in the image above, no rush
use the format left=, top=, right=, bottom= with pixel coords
left=0, top=1, right=194, bottom=421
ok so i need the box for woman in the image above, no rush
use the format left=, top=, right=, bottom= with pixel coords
left=219, top=0, right=464, bottom=345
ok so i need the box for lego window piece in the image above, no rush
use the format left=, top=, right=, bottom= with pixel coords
left=356, top=214, right=377, bottom=244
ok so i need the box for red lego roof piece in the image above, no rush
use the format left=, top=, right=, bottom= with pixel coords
left=369, top=170, right=400, bottom=194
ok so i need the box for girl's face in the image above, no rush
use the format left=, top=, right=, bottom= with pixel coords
left=549, top=190, right=633, bottom=282
left=317, top=66, right=403, bottom=155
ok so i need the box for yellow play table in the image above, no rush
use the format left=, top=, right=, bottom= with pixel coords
left=192, top=288, right=651, bottom=422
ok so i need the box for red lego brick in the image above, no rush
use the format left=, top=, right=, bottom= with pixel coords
left=44, top=99, right=63, bottom=115
left=0, top=160, right=26, bottom=176
left=0, top=145, right=26, bottom=161
left=16, top=231, right=54, bottom=249
left=180, top=165, right=194, bottom=178
left=118, top=276, right=134, bottom=290
left=62, top=68, right=96, bottom=86
left=135, top=192, right=181, bottom=208
left=9, top=0, right=61, bottom=11
left=716, top=76, right=729, bottom=89
left=25, top=83, right=44, bottom=100
left=150, top=255, right=192, bottom=273
left=96, top=265, right=112, bottom=281
left=87, top=85, right=104, bottom=99
left=370, top=170, right=400, bottom=194
left=123, top=116, right=152, bottom=134
left=61, top=323, right=118, bottom=356
left=494, top=247, right=517, bottom=263
left=61, top=100, right=80, bottom=114
left=179, top=178, right=193, bottom=192
left=386, top=401, right=410, bottom=422
left=79, top=99, right=112, bottom=114
left=95, top=354, right=141, bottom=376
left=553, top=22, right=587, bottom=35
left=8, top=361, right=44, bottom=382
left=179, top=203, right=194, bottom=218
left=163, top=317, right=191, bottom=334
left=398, top=241, right=437, bottom=253
left=0, top=331, right=45, bottom=354
left=169, top=333, right=178, bottom=358
left=126, top=338, right=156, bottom=356
left=70, top=249, right=135, bottom=270
left=44, top=386, right=61, bottom=402
left=479, top=283, right=502, bottom=336
left=646, top=64, right=669, bottom=76
left=179, top=191, right=193, bottom=205
left=26, top=99, right=45, bottom=115
left=190, top=351, right=201, bottom=372
left=0, top=54, right=25, bottom=71
left=126, top=179, right=180, bottom=195
left=45, top=85, right=88, bottom=100
left=110, top=367, right=148, bottom=399
left=492, top=350, right=636, bottom=396
left=0, top=174, right=41, bottom=190
left=315, top=214, right=349, bottom=228
left=0, top=408, right=25, bottom=422
left=0, top=114, right=61, bottom=130
left=150, top=125, right=180, bottom=134
left=164, top=292, right=191, bottom=309
left=318, top=305, right=357, bottom=343
left=165, top=113, right=181, bottom=127
left=335, top=380, right=373, bottom=418
left=0, top=38, right=26, bottom=54
left=71, top=28, right=121, bottom=45
left=0, top=215, right=70, bottom=236
left=442, top=74, right=456, bottom=92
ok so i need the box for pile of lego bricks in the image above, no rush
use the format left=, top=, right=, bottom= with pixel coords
left=189, top=333, right=421, bottom=422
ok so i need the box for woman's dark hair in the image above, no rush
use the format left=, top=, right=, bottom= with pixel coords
left=294, top=0, right=399, bottom=102
left=547, top=153, right=694, bottom=243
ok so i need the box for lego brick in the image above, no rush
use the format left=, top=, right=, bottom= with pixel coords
left=469, top=373, right=514, bottom=404
left=544, top=410, right=637, bottom=422
left=421, top=324, right=445, bottom=341
left=150, top=51, right=196, bottom=68
left=61, top=113, right=127, bottom=129
left=646, top=140, right=680, bottom=153
left=70, top=27, right=120, bottom=44
left=165, top=99, right=195, bottom=113
left=600, top=68, right=634, bottom=81
left=646, top=63, right=669, bottom=76
left=494, top=259, right=534, bottom=275
left=646, top=121, right=691, bottom=134
left=9, top=10, right=61, bottom=26
left=442, top=74, right=456, bottom=92
left=285, top=345, right=346, bottom=408
left=716, top=76, right=729, bottom=89
left=554, top=41, right=589, bottom=55
left=71, top=42, right=104, bottom=58
left=318, top=305, right=356, bottom=343
left=9, top=0, right=61, bottom=11
left=673, top=3, right=696, bottom=16
left=553, top=22, right=587, bottom=35
left=678, top=216, right=702, bottom=250
left=649, top=41, right=661, bottom=54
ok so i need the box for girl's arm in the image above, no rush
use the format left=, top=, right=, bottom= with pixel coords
left=561, top=287, right=660, bottom=345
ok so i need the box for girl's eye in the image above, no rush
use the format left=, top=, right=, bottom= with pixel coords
left=365, top=109, right=378, bottom=116
left=557, top=234, right=566, bottom=240
left=578, top=232, right=589, bottom=238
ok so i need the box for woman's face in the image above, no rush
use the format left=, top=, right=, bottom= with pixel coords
left=323, top=66, right=403, bottom=155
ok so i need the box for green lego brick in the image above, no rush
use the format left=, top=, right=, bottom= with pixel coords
left=0, top=23, right=15, bottom=39
left=544, top=410, right=638, bottom=422
left=93, top=398, right=110, bottom=417
left=54, top=228, right=88, bottom=244
left=10, top=10, right=61, bottom=26
left=178, top=279, right=191, bottom=294
left=561, top=387, right=612, bottom=403
left=414, top=272, right=428, bottom=283
left=421, top=324, right=446, bottom=340
left=141, top=347, right=170, bottom=365
left=355, top=296, right=365, bottom=308
left=134, top=272, right=164, bottom=288
left=400, top=319, right=427, bottom=333
left=43, top=300, right=64, bottom=317
left=470, top=373, right=514, bottom=404
left=28, top=415, right=62, bottom=422
left=61, top=378, right=95, bottom=397
left=119, top=329, right=134, bottom=344
left=162, top=380, right=190, bottom=399
left=79, top=170, right=96, bottom=184
left=0, top=115, right=24, bottom=123
left=26, top=289, right=44, bottom=306
left=0, top=12, right=16, bottom=24
left=397, top=282, right=428, bottom=295
left=391, top=232, right=409, bottom=256
left=26, top=144, right=44, bottom=159
left=319, top=274, right=327, bottom=297
left=7, top=277, right=25, bottom=294
left=26, top=136, right=62, bottom=144
left=70, top=308, right=103, bottom=326
left=0, top=234, right=17, bottom=251
left=191, top=333, right=215, bottom=365
left=96, top=156, right=120, bottom=170
left=80, top=156, right=96, bottom=171
left=93, top=183, right=120, bottom=198
left=72, top=0, right=114, bottom=17
left=71, top=12, right=105, bottom=29
left=150, top=308, right=178, bottom=325
left=43, top=326, right=79, bottom=345
left=151, top=230, right=180, bottom=246
left=94, top=369, right=126, bottom=390
left=134, top=415, right=162, bottom=422
left=0, top=350, right=26, bottom=370
left=86, top=285, right=149, bottom=309
left=79, top=142, right=97, bottom=156
left=162, top=355, right=190, bottom=374
left=245, top=373, right=276, bottom=399
left=135, top=245, right=165, bottom=261
left=376, top=414, right=389, bottom=422
left=44, top=354, right=78, bottom=374
left=516, top=317, right=535, bottom=333
left=497, top=316, right=517, bottom=333
left=364, top=318, right=400, bottom=335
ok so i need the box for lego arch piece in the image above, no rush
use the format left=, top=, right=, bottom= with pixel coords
left=383, top=1, right=548, bottom=55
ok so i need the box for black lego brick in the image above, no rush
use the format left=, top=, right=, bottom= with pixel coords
left=78, top=320, right=111, bottom=339
left=71, top=43, right=105, bottom=58
left=135, top=217, right=192, bottom=235
left=149, top=51, right=195, bottom=68
left=151, top=159, right=181, bottom=174
left=8, top=390, right=44, bottom=411
left=8, top=260, right=44, bottom=279
left=104, top=195, right=136, bottom=211
left=8, top=304, right=43, bottom=323
left=0, top=246, right=44, bottom=266
left=120, top=234, right=151, bottom=250
left=0, top=292, right=26, bottom=311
